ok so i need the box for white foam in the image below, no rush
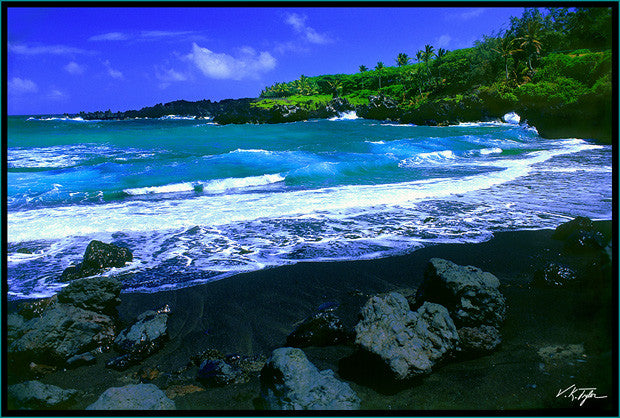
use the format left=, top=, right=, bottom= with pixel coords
left=328, top=111, right=359, bottom=121
left=480, top=147, right=503, bottom=155
left=503, top=112, right=521, bottom=124
left=399, top=150, right=456, bottom=167
left=7, top=139, right=600, bottom=243
left=158, top=115, right=196, bottom=120
left=123, top=173, right=285, bottom=196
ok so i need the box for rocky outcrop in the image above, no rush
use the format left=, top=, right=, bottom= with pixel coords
left=9, top=303, right=116, bottom=364
left=86, top=384, right=175, bottom=410
left=60, top=240, right=132, bottom=281
left=415, top=258, right=506, bottom=328
left=532, top=262, right=578, bottom=288
left=106, top=307, right=170, bottom=370
left=191, top=349, right=265, bottom=387
left=8, top=380, right=78, bottom=410
left=356, top=94, right=401, bottom=121
left=259, top=347, right=360, bottom=410
left=57, top=276, right=122, bottom=315
left=286, top=302, right=352, bottom=348
left=354, top=293, right=459, bottom=380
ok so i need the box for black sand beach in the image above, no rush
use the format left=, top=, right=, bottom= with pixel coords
left=6, top=223, right=617, bottom=413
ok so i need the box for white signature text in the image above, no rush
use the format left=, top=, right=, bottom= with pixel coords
left=557, top=384, right=608, bottom=406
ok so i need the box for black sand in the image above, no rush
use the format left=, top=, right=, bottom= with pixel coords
left=6, top=224, right=617, bottom=413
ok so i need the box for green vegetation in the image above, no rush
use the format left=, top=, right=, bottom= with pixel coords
left=258, top=7, right=612, bottom=119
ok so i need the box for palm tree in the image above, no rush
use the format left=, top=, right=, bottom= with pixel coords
left=415, top=50, right=424, bottom=64
left=359, top=65, right=368, bottom=72
left=326, top=79, right=343, bottom=97
left=516, top=20, right=543, bottom=70
left=396, top=53, right=411, bottom=67
left=492, top=36, right=522, bottom=81
left=423, top=44, right=435, bottom=76
left=375, top=62, right=385, bottom=89
left=435, top=48, right=447, bottom=78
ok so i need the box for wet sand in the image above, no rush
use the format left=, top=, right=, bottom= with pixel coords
left=6, top=223, right=617, bottom=413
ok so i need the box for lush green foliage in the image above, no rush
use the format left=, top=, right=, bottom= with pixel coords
left=258, top=7, right=612, bottom=113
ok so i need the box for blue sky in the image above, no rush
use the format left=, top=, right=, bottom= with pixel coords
left=7, top=6, right=524, bottom=115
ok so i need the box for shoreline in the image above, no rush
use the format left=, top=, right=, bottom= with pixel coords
left=7, top=223, right=616, bottom=411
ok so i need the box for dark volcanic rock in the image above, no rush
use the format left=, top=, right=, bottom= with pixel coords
left=565, top=230, right=608, bottom=253
left=60, top=240, right=132, bottom=281
left=106, top=307, right=170, bottom=370
left=8, top=380, right=78, bottom=410
left=18, top=296, right=58, bottom=320
left=57, top=276, right=122, bottom=315
left=552, top=216, right=595, bottom=240
left=9, top=304, right=116, bottom=364
left=197, top=359, right=243, bottom=387
left=86, top=383, right=175, bottom=410
left=457, top=325, right=501, bottom=354
left=66, top=351, right=97, bottom=368
left=259, top=347, right=360, bottom=410
left=286, top=303, right=353, bottom=348
left=415, top=258, right=506, bottom=327
left=356, top=94, right=401, bottom=121
left=354, top=293, right=458, bottom=380
left=532, top=262, right=579, bottom=288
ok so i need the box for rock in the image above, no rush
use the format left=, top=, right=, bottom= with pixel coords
left=354, top=293, right=459, bottom=380
left=532, top=262, right=579, bottom=288
left=106, top=308, right=169, bottom=370
left=457, top=325, right=502, bottom=354
left=565, top=230, right=608, bottom=252
left=197, top=359, right=243, bottom=386
left=415, top=258, right=506, bottom=327
left=86, top=383, right=175, bottom=410
left=57, top=276, right=122, bottom=315
left=66, top=351, right=97, bottom=368
left=18, top=296, right=57, bottom=320
left=9, top=304, right=116, bottom=364
left=28, top=362, right=57, bottom=377
left=552, top=216, right=594, bottom=240
left=16, top=248, right=33, bottom=254
left=165, top=385, right=204, bottom=399
left=259, top=347, right=360, bottom=410
left=8, top=380, right=78, bottom=409
left=7, top=313, right=26, bottom=343
left=356, top=94, right=401, bottom=121
left=60, top=240, right=132, bottom=281
left=138, top=366, right=160, bottom=382
left=286, top=303, right=353, bottom=348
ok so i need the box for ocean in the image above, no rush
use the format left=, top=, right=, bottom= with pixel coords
left=6, top=112, right=613, bottom=300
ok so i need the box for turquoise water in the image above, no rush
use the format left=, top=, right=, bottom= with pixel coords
left=6, top=114, right=613, bottom=299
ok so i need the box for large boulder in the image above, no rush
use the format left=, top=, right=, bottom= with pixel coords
left=532, top=262, right=579, bottom=288
left=9, top=304, right=116, bottom=364
left=57, top=276, right=122, bottom=315
left=286, top=303, right=353, bottom=348
left=457, top=325, right=502, bottom=354
left=86, top=383, right=175, bottom=410
left=415, top=258, right=506, bottom=327
left=259, top=347, right=360, bottom=410
left=552, top=216, right=595, bottom=240
left=106, top=307, right=169, bottom=370
left=354, top=293, right=458, bottom=380
left=356, top=94, right=401, bottom=121
left=60, top=240, right=132, bottom=281
left=7, top=380, right=78, bottom=410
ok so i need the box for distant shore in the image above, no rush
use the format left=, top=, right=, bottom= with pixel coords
left=7, top=222, right=615, bottom=411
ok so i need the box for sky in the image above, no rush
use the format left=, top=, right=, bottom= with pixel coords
left=6, top=6, right=525, bottom=115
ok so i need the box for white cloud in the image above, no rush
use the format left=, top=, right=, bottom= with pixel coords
left=64, top=61, right=86, bottom=75
left=186, top=43, right=276, bottom=80
left=9, top=43, right=92, bottom=55
left=447, top=8, right=487, bottom=21
left=89, top=32, right=130, bottom=41
left=8, top=77, right=38, bottom=94
left=156, top=68, right=188, bottom=89
left=89, top=30, right=204, bottom=42
left=284, top=13, right=333, bottom=44
left=436, top=34, right=452, bottom=48
left=48, top=89, right=67, bottom=100
left=103, top=60, right=124, bottom=79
